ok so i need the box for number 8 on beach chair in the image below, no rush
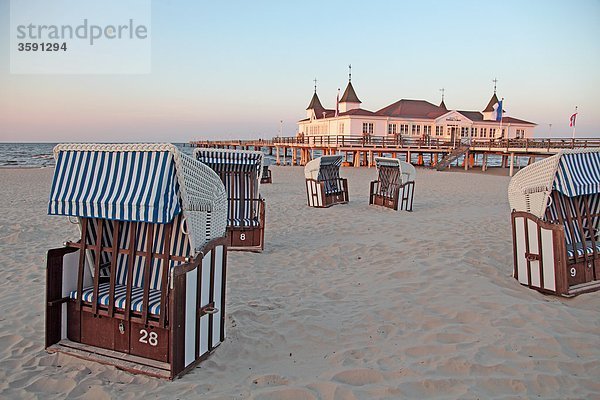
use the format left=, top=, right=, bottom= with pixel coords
left=369, top=157, right=415, bottom=211
left=45, top=144, right=229, bottom=379
left=508, top=148, right=600, bottom=297
left=194, top=148, right=266, bottom=252
left=304, top=155, right=349, bottom=208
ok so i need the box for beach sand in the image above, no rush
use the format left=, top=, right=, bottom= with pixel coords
left=0, top=166, right=599, bottom=399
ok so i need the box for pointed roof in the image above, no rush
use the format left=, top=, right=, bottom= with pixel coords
left=439, top=100, right=447, bottom=110
left=483, top=93, right=499, bottom=112
left=340, top=82, right=361, bottom=104
left=306, top=92, right=324, bottom=110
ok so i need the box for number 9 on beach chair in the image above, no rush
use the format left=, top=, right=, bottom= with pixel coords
left=45, top=144, right=229, bottom=379
left=304, top=155, right=349, bottom=207
left=194, top=148, right=266, bottom=252
left=369, top=157, right=415, bottom=211
left=508, top=149, right=600, bottom=297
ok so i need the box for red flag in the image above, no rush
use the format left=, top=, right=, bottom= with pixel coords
left=569, top=113, right=577, bottom=127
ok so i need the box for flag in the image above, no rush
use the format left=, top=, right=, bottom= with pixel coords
left=492, top=100, right=503, bottom=121
left=335, top=88, right=340, bottom=117
left=569, top=112, right=577, bottom=127
left=496, top=100, right=503, bottom=122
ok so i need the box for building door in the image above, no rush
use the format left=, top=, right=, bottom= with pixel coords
left=448, top=125, right=458, bottom=146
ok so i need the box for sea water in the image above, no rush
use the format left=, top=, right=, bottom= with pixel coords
left=0, top=143, right=518, bottom=169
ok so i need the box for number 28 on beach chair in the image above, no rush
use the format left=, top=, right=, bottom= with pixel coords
left=45, top=144, right=229, bottom=379
left=369, top=157, right=416, bottom=211
left=304, top=155, right=349, bottom=208
left=508, top=149, right=600, bottom=297
left=194, top=148, right=266, bottom=252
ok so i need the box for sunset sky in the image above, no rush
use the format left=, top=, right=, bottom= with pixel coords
left=1, top=0, right=599, bottom=142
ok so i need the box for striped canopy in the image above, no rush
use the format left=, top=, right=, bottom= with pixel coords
left=194, top=148, right=263, bottom=227
left=553, top=151, right=600, bottom=197
left=508, top=148, right=600, bottom=218
left=195, top=148, right=263, bottom=176
left=49, top=146, right=180, bottom=224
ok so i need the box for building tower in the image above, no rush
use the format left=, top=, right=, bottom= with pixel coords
left=338, top=65, right=361, bottom=113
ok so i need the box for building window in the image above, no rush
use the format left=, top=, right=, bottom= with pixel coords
left=338, top=123, right=345, bottom=134
left=471, top=127, right=478, bottom=137
left=362, top=122, right=374, bottom=135
left=399, top=124, right=409, bottom=135
left=423, top=125, right=431, bottom=136
left=490, top=128, right=496, bottom=138
left=412, top=125, right=421, bottom=136
left=436, top=126, right=444, bottom=136
left=388, top=123, right=397, bottom=135
left=516, top=129, right=525, bottom=139
left=461, top=127, right=468, bottom=137
left=481, top=128, right=487, bottom=138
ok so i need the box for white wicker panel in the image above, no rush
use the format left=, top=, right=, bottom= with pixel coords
left=540, top=228, right=556, bottom=291
left=515, top=217, right=528, bottom=284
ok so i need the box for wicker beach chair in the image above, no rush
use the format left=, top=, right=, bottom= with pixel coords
left=508, top=148, right=600, bottom=296
left=194, top=148, right=265, bottom=252
left=261, top=165, right=272, bottom=184
left=369, top=157, right=416, bottom=211
left=304, top=155, right=349, bottom=207
left=45, top=143, right=228, bottom=379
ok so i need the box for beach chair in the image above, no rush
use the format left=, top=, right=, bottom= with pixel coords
left=261, top=165, right=272, bottom=184
left=508, top=149, right=600, bottom=297
left=369, top=157, right=416, bottom=211
left=194, top=148, right=265, bottom=252
left=45, top=143, right=229, bottom=379
left=304, top=155, right=349, bottom=207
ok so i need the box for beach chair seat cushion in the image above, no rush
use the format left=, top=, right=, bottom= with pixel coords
left=70, top=282, right=162, bottom=315
left=566, top=242, right=600, bottom=259
left=228, top=217, right=261, bottom=227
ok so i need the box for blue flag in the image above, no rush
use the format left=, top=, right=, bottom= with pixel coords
left=494, top=100, right=503, bottom=121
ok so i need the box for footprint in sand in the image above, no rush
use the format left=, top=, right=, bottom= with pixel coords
left=332, top=368, right=384, bottom=386
left=253, top=387, right=316, bottom=400
left=251, top=374, right=289, bottom=387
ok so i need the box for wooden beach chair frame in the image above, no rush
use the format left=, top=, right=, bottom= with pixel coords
left=45, top=144, right=229, bottom=379
left=304, top=155, right=349, bottom=208
left=261, top=165, right=272, bottom=184
left=195, top=148, right=266, bottom=252
left=508, top=149, right=600, bottom=297
left=369, top=157, right=415, bottom=211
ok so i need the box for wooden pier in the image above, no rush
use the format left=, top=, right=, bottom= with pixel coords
left=190, top=135, right=600, bottom=176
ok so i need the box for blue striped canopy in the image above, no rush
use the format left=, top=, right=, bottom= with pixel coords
left=48, top=149, right=181, bottom=223
left=195, top=149, right=262, bottom=173
left=553, top=151, right=600, bottom=197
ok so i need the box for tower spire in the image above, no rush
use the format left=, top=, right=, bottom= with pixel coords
left=439, top=87, right=445, bottom=102
left=492, top=77, right=498, bottom=94
left=313, top=77, right=317, bottom=93
left=348, top=64, right=352, bottom=82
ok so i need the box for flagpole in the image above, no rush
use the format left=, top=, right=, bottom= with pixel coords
left=572, top=105, right=577, bottom=139
left=499, top=97, right=504, bottom=139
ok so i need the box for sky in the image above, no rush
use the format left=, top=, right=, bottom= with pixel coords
left=0, top=0, right=599, bottom=142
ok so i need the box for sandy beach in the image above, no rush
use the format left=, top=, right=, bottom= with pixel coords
left=0, top=165, right=599, bottom=399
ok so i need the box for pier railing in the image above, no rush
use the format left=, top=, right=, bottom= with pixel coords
left=272, top=135, right=459, bottom=148
left=191, top=136, right=600, bottom=151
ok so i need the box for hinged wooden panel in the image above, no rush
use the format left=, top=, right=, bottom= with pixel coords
left=81, top=312, right=115, bottom=350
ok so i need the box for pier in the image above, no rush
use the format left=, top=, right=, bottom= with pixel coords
left=190, top=136, right=600, bottom=176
